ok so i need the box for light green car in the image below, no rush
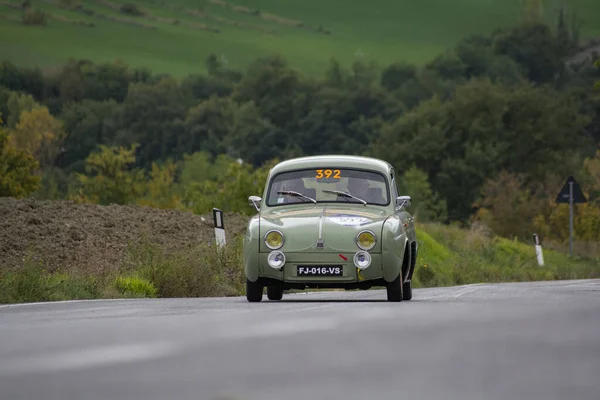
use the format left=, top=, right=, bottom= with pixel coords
left=243, top=155, right=418, bottom=302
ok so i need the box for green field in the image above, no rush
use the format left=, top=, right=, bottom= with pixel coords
left=1, top=0, right=600, bottom=76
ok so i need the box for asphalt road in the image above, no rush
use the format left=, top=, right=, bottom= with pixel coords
left=1, top=279, right=599, bottom=400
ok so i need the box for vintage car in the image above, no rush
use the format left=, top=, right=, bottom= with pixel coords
left=243, top=155, right=418, bottom=302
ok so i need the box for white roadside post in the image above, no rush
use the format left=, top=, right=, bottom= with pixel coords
left=212, top=208, right=226, bottom=249
left=533, top=233, right=544, bottom=267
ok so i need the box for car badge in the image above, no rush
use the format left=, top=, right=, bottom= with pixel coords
left=316, top=239, right=324, bottom=249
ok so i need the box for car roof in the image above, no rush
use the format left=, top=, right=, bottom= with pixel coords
left=269, top=155, right=394, bottom=177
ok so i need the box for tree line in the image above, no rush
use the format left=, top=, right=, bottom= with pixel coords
left=1, top=16, right=599, bottom=250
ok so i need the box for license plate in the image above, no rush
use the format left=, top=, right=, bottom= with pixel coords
left=297, top=265, right=343, bottom=276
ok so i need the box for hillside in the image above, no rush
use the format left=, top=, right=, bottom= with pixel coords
left=0, top=197, right=249, bottom=272
left=1, top=0, right=599, bottom=76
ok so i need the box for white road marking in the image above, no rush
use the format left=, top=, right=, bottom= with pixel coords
left=420, top=285, right=483, bottom=300
left=0, top=341, right=179, bottom=376
left=451, top=288, right=479, bottom=297
left=0, top=298, right=144, bottom=309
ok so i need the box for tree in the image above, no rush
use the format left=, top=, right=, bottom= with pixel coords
left=370, top=78, right=591, bottom=221
left=398, top=166, right=447, bottom=222
left=5, top=90, right=41, bottom=128
left=0, top=117, right=40, bottom=197
left=11, top=106, right=66, bottom=168
left=473, top=170, right=546, bottom=239
left=136, top=159, right=182, bottom=210
left=72, top=144, right=146, bottom=205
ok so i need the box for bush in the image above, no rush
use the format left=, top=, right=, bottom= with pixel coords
left=21, top=9, right=47, bottom=26
left=120, top=3, right=144, bottom=16
left=120, top=237, right=244, bottom=298
left=0, top=257, right=104, bottom=304
left=114, top=276, right=157, bottom=298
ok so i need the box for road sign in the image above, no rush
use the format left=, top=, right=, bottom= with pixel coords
left=555, top=176, right=587, bottom=204
left=555, top=176, right=587, bottom=257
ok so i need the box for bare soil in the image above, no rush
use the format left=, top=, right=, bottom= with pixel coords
left=0, top=197, right=249, bottom=273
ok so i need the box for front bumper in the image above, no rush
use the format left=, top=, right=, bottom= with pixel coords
left=258, top=251, right=383, bottom=283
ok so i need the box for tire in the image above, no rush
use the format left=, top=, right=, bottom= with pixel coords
left=246, top=279, right=263, bottom=302
left=402, top=279, right=412, bottom=300
left=386, top=274, right=403, bottom=302
left=267, top=285, right=284, bottom=301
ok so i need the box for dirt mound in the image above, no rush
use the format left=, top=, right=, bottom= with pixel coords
left=0, top=198, right=249, bottom=272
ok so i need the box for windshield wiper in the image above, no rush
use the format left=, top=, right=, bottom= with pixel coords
left=322, top=189, right=367, bottom=205
left=277, top=190, right=317, bottom=203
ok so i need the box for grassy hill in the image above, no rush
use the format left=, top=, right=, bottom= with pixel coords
left=1, top=0, right=599, bottom=77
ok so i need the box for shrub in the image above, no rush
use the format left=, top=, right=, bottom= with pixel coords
left=120, top=3, right=144, bottom=16
left=120, top=237, right=244, bottom=298
left=114, top=276, right=157, bottom=298
left=21, top=9, right=47, bottom=26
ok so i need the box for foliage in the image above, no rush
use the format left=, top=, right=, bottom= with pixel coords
left=183, top=158, right=277, bottom=215
left=21, top=9, right=47, bottom=27
left=371, top=78, right=591, bottom=221
left=120, top=3, right=144, bottom=17
left=71, top=144, right=146, bottom=205
left=5, top=90, right=41, bottom=128
left=0, top=17, right=599, bottom=264
left=412, top=222, right=600, bottom=289
left=0, top=117, right=40, bottom=197
left=398, top=166, right=447, bottom=223
left=135, top=159, right=183, bottom=210
left=10, top=106, right=66, bottom=168
left=121, top=238, right=244, bottom=298
left=114, top=276, right=157, bottom=298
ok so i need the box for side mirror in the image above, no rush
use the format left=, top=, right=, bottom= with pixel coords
left=396, top=195, right=411, bottom=209
left=248, top=195, right=262, bottom=211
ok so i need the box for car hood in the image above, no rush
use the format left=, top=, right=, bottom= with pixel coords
left=259, top=204, right=390, bottom=253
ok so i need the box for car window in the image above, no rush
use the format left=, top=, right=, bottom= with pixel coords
left=266, top=168, right=390, bottom=206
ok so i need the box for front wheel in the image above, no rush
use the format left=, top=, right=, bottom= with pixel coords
left=246, top=279, right=263, bottom=302
left=386, top=275, right=404, bottom=302
left=267, top=285, right=284, bottom=300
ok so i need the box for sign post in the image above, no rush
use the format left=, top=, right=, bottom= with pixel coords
left=212, top=208, right=226, bottom=249
left=533, top=233, right=544, bottom=266
left=555, top=176, right=587, bottom=257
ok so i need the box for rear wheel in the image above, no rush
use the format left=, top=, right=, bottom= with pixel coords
left=267, top=285, right=284, bottom=301
left=402, top=280, right=412, bottom=300
left=246, top=279, right=263, bottom=302
left=386, top=275, right=404, bottom=302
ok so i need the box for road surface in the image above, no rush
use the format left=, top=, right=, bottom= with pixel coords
left=1, top=279, right=599, bottom=400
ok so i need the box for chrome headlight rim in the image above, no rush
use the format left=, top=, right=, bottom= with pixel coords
left=353, top=250, right=372, bottom=269
left=264, top=229, right=284, bottom=250
left=267, top=250, right=286, bottom=269
left=356, top=230, right=376, bottom=251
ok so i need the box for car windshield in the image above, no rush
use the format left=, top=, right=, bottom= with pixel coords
left=266, top=168, right=389, bottom=206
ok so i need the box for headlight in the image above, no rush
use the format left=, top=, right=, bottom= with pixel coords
left=356, top=230, right=376, bottom=251
left=354, top=251, right=371, bottom=269
left=267, top=251, right=286, bottom=269
left=264, top=230, right=284, bottom=249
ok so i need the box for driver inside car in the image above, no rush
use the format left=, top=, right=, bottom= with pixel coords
left=345, top=177, right=385, bottom=204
